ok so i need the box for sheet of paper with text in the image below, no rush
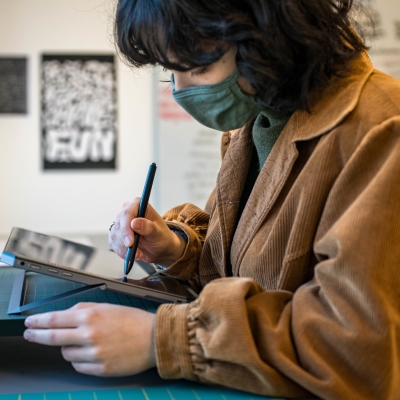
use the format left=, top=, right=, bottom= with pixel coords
left=153, top=69, right=222, bottom=214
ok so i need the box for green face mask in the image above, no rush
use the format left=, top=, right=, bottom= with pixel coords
left=171, top=69, right=263, bottom=131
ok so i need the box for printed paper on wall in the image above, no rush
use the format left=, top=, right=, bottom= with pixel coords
left=354, top=0, right=400, bottom=80
left=41, top=54, right=117, bottom=170
left=0, top=57, right=27, bottom=114
left=154, top=70, right=222, bottom=213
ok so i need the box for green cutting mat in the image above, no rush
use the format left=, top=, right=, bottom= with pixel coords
left=0, top=385, right=283, bottom=399
left=0, top=267, right=160, bottom=335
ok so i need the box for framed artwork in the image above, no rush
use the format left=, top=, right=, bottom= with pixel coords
left=41, top=54, right=117, bottom=170
left=0, top=57, right=27, bottom=114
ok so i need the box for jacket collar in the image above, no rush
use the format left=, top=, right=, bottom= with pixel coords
left=291, top=51, right=374, bottom=142
left=217, top=51, right=374, bottom=275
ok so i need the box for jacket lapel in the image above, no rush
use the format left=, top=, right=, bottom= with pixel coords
left=230, top=51, right=374, bottom=274
left=215, top=122, right=254, bottom=275
left=230, top=120, right=298, bottom=274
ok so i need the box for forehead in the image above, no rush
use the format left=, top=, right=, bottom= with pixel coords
left=162, top=42, right=231, bottom=71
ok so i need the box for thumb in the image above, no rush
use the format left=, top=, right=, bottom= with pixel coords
left=131, top=218, right=160, bottom=242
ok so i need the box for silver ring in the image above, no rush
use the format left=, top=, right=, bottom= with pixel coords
left=109, top=221, right=115, bottom=232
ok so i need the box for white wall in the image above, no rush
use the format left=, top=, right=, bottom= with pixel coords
left=365, top=0, right=400, bottom=79
left=0, top=0, right=399, bottom=238
left=0, top=0, right=155, bottom=236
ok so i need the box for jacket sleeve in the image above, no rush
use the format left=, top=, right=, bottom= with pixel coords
left=159, top=131, right=231, bottom=288
left=155, top=117, right=400, bottom=399
left=160, top=203, right=210, bottom=289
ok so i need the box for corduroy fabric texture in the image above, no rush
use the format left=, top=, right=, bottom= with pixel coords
left=155, top=52, right=400, bottom=399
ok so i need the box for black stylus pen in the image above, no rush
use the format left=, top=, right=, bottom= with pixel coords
left=124, top=162, right=157, bottom=275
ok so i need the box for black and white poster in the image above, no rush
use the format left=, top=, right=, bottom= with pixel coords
left=0, top=57, right=27, bottom=114
left=41, top=54, right=117, bottom=170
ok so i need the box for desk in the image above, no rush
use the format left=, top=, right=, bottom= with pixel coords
left=0, top=336, right=279, bottom=399
left=0, top=336, right=165, bottom=393
left=0, top=236, right=307, bottom=400
left=0, top=267, right=282, bottom=399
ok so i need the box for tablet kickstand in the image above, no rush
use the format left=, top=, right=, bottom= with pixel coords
left=7, top=270, right=106, bottom=315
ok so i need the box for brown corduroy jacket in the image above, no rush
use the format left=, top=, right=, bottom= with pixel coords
left=154, top=52, right=400, bottom=399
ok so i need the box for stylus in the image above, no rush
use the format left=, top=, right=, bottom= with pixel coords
left=124, top=163, right=157, bottom=275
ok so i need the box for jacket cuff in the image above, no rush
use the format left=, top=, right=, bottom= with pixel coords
left=162, top=221, right=202, bottom=281
left=155, top=303, right=196, bottom=381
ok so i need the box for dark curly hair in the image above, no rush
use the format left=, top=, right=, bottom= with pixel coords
left=115, top=0, right=367, bottom=113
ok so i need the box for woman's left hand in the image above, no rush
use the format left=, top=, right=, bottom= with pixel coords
left=23, top=303, right=156, bottom=377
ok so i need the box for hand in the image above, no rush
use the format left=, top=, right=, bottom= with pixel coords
left=23, top=303, right=156, bottom=377
left=109, top=200, right=186, bottom=267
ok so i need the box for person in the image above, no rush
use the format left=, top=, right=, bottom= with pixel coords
left=23, top=0, right=400, bottom=398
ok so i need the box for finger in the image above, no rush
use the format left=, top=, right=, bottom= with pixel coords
left=71, top=362, right=108, bottom=377
left=118, top=198, right=141, bottom=244
left=24, top=328, right=85, bottom=346
left=134, top=247, right=144, bottom=260
left=109, top=228, right=128, bottom=259
left=62, top=345, right=98, bottom=363
left=131, top=218, right=160, bottom=241
left=116, top=246, right=128, bottom=259
left=24, top=303, right=96, bottom=329
left=109, top=218, right=129, bottom=257
left=69, top=302, right=96, bottom=311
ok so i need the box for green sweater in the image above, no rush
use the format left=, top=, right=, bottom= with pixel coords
left=252, top=109, right=292, bottom=169
left=236, top=110, right=292, bottom=226
left=238, top=109, right=291, bottom=205
left=227, top=109, right=292, bottom=276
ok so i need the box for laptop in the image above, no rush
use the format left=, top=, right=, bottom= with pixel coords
left=1, top=227, right=197, bottom=305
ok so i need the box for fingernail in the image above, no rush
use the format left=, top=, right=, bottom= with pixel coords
left=124, top=237, right=131, bottom=247
left=25, top=317, right=32, bottom=327
left=24, top=330, right=32, bottom=341
left=132, top=220, right=143, bottom=230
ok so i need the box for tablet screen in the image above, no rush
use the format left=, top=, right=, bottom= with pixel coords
left=4, top=227, right=153, bottom=281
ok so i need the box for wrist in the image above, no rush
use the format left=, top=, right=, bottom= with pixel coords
left=149, top=313, right=157, bottom=369
left=172, top=230, right=187, bottom=259
left=159, top=228, right=188, bottom=268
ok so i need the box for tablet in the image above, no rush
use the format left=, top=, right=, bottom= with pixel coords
left=1, top=227, right=197, bottom=304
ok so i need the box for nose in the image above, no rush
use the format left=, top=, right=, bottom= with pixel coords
left=171, top=72, right=190, bottom=91
left=171, top=73, right=180, bottom=91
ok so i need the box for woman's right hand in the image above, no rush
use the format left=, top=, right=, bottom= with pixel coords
left=108, top=199, right=187, bottom=268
